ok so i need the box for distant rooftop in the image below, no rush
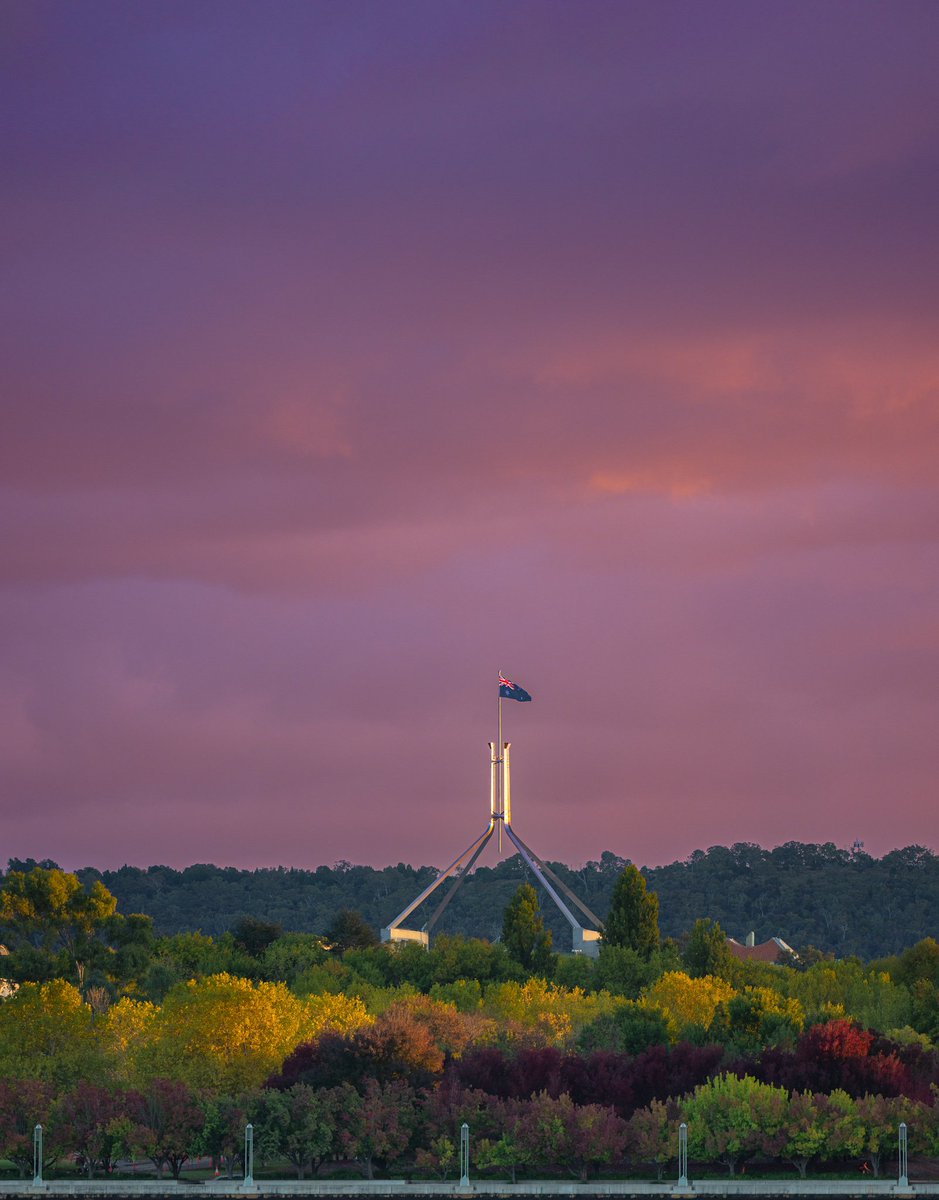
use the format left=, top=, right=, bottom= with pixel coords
left=727, top=933, right=797, bottom=963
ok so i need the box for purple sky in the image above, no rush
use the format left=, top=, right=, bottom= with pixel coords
left=3, top=2, right=938, bottom=873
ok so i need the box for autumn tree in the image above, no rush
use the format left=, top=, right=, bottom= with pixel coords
left=99, top=996, right=158, bottom=1085
left=475, top=1122, right=529, bottom=1184
left=343, top=1078, right=417, bottom=1178
left=854, top=1093, right=918, bottom=1177
left=56, top=1081, right=140, bottom=1178
left=643, top=971, right=736, bottom=1041
left=0, top=1079, right=61, bottom=1177
left=137, top=973, right=365, bottom=1093
left=501, top=884, right=555, bottom=975
left=128, top=1077, right=204, bottom=1179
left=566, top=1098, right=629, bottom=1180
left=626, top=1098, right=683, bottom=1181
left=603, top=866, right=659, bottom=957
left=779, top=1090, right=826, bottom=1178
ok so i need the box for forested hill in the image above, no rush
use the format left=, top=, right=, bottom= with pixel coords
left=12, top=842, right=936, bottom=959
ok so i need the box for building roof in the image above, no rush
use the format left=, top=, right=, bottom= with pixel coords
left=726, top=935, right=796, bottom=963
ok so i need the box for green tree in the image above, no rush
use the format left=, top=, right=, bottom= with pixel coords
left=0, top=980, right=101, bottom=1087
left=260, top=933, right=327, bottom=984
left=603, top=866, right=659, bottom=957
left=578, top=1000, right=670, bottom=1055
left=779, top=1091, right=826, bottom=1178
left=197, top=1093, right=253, bottom=1178
left=253, top=1083, right=344, bottom=1179
left=684, top=1074, right=787, bottom=1177
left=0, top=867, right=118, bottom=990
left=326, top=910, right=379, bottom=953
left=501, top=884, right=555, bottom=975
left=230, top=916, right=283, bottom=958
left=683, top=918, right=735, bottom=979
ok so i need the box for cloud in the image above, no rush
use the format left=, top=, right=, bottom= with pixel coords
left=1, top=1, right=938, bottom=872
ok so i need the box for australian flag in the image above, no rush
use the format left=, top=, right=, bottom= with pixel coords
left=499, top=674, right=532, bottom=702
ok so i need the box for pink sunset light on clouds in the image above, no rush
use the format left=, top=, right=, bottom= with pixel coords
left=2, top=1, right=938, bottom=872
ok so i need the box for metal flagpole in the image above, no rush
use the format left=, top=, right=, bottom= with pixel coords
left=498, top=673, right=503, bottom=852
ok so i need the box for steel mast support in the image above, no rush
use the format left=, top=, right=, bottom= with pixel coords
left=381, top=737, right=602, bottom=956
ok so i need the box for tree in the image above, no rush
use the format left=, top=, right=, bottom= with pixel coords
left=567, top=1099, right=629, bottom=1180
left=0, top=867, right=117, bottom=990
left=325, top=909, right=378, bottom=952
left=578, top=1002, right=671, bottom=1056
left=128, top=1077, right=204, bottom=1179
left=260, top=932, right=327, bottom=984
left=253, top=1083, right=343, bottom=1179
left=501, top=884, right=555, bottom=975
left=643, top=971, right=736, bottom=1041
left=626, top=1098, right=683, bottom=1181
left=854, top=1093, right=917, bottom=1177
left=56, top=1081, right=139, bottom=1178
left=682, top=918, right=734, bottom=979
left=230, top=916, right=283, bottom=958
left=684, top=1074, right=787, bottom=1177
left=779, top=1091, right=826, bottom=1178
left=99, top=997, right=158, bottom=1085
left=603, top=866, right=659, bottom=957
left=343, top=1078, right=417, bottom=1178
left=0, top=1079, right=60, bottom=1177
left=0, top=980, right=100, bottom=1086
left=197, top=1092, right=254, bottom=1179
left=137, top=973, right=323, bottom=1092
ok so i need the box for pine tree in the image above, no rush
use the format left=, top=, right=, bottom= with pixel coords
left=603, top=865, right=660, bottom=958
left=501, top=883, right=555, bottom=974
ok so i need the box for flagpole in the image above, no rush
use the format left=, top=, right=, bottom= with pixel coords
left=497, top=672, right=503, bottom=852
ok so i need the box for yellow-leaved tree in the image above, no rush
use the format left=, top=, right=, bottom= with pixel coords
left=483, top=979, right=616, bottom=1047
left=643, top=971, right=737, bottom=1039
left=135, top=974, right=371, bottom=1092
left=99, top=996, right=158, bottom=1084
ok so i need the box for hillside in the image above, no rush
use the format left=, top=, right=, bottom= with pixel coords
left=14, top=842, right=930, bottom=959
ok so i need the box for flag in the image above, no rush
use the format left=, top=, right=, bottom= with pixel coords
left=499, top=674, right=532, bottom=702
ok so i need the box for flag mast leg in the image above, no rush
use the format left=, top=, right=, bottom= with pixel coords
left=498, top=674, right=503, bottom=853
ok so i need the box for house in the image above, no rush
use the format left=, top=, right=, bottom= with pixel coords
left=727, top=931, right=797, bottom=964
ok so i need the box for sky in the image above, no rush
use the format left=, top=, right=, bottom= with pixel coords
left=2, top=1, right=938, bottom=875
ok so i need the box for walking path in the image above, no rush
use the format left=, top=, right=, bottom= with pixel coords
left=6, top=1181, right=939, bottom=1197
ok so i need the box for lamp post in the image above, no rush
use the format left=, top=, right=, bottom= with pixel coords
left=459, top=1122, right=470, bottom=1186
left=33, top=1125, right=43, bottom=1187
left=244, top=1123, right=254, bottom=1187
left=678, top=1122, right=688, bottom=1188
left=898, top=1121, right=908, bottom=1188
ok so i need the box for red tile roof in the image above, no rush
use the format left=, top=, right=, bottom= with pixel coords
left=726, top=936, right=796, bottom=963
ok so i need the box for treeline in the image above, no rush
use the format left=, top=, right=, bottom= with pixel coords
left=12, top=841, right=937, bottom=958
left=2, top=862, right=939, bottom=1182
left=7, top=1066, right=939, bottom=1182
